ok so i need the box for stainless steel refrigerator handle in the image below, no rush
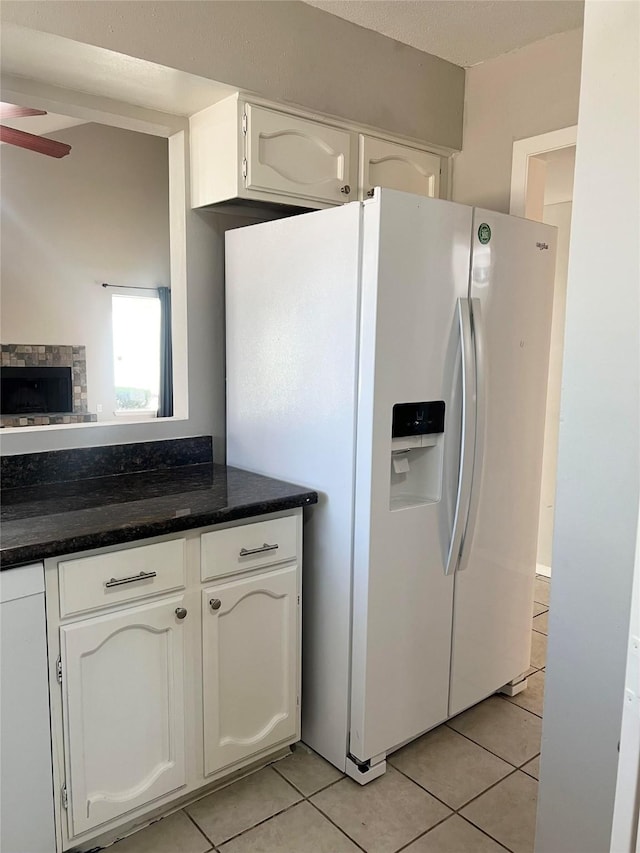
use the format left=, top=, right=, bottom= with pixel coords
left=445, top=298, right=476, bottom=575
left=458, top=297, right=486, bottom=572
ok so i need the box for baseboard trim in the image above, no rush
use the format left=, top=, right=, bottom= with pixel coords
left=536, top=562, right=552, bottom=579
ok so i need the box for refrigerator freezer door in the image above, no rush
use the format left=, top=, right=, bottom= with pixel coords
left=448, top=209, right=556, bottom=717
left=226, top=203, right=363, bottom=771
left=350, top=190, right=473, bottom=763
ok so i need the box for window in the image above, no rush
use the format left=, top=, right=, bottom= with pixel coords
left=112, top=293, right=161, bottom=413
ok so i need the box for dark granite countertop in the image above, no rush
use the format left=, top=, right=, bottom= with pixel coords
left=0, top=463, right=318, bottom=569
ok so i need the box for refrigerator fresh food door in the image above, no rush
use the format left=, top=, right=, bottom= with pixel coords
left=350, top=189, right=473, bottom=763
left=448, top=208, right=556, bottom=717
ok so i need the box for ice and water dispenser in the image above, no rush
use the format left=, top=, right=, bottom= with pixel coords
left=390, top=401, right=445, bottom=510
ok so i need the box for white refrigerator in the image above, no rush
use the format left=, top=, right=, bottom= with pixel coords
left=226, top=188, right=556, bottom=783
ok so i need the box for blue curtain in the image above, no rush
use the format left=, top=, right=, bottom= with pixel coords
left=158, top=287, right=173, bottom=417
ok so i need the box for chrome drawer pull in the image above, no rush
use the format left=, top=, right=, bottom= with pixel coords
left=105, top=570, right=157, bottom=588
left=239, top=543, right=279, bottom=557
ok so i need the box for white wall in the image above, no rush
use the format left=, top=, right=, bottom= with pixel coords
left=0, top=1, right=466, bottom=456
left=0, top=0, right=465, bottom=150
left=1, top=122, right=169, bottom=422
left=453, top=28, right=583, bottom=212
left=0, top=90, right=260, bottom=458
left=537, top=198, right=572, bottom=571
left=535, top=2, right=640, bottom=850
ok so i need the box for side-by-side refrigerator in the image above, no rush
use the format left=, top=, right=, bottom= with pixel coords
left=226, top=188, right=556, bottom=783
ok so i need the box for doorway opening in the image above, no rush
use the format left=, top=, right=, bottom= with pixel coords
left=510, top=126, right=577, bottom=580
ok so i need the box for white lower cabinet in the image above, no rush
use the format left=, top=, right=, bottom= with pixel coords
left=60, top=596, right=187, bottom=836
left=202, top=565, right=299, bottom=775
left=48, top=510, right=302, bottom=851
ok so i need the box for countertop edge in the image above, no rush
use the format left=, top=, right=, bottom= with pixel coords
left=0, top=491, right=318, bottom=571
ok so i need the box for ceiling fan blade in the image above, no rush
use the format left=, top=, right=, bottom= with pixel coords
left=0, top=125, right=71, bottom=158
left=0, top=102, right=47, bottom=119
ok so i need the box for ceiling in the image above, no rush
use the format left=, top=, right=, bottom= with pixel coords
left=303, top=0, right=584, bottom=67
left=1, top=24, right=235, bottom=117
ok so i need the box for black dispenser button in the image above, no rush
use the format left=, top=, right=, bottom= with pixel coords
left=392, top=401, right=445, bottom=438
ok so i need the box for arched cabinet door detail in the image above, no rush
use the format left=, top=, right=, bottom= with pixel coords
left=202, top=564, right=299, bottom=776
left=245, top=104, right=354, bottom=204
left=359, top=135, right=441, bottom=200
left=60, top=596, right=187, bottom=837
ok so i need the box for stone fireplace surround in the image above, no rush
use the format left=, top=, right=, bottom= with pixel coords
left=0, top=344, right=97, bottom=428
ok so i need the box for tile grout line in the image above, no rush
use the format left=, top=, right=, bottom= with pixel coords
left=442, top=722, right=521, bottom=768
left=447, top=718, right=543, bottom=769
left=387, top=760, right=465, bottom=814
left=271, top=761, right=345, bottom=799
left=181, top=808, right=220, bottom=851
left=499, top=692, right=546, bottom=722
left=390, top=811, right=456, bottom=853
left=457, top=813, right=515, bottom=852
left=207, top=798, right=306, bottom=850
left=182, top=761, right=349, bottom=851
left=499, top=693, right=544, bottom=719
left=306, top=797, right=370, bottom=853
left=390, top=755, right=527, bottom=823
left=453, top=766, right=520, bottom=814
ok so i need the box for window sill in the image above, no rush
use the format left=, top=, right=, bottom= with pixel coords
left=113, top=410, right=158, bottom=419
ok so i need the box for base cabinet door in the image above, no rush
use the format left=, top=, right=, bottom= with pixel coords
left=359, top=135, right=441, bottom=200
left=60, top=596, right=187, bottom=837
left=202, top=565, right=299, bottom=776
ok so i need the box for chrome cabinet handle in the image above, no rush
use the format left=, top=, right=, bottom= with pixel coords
left=210, top=598, right=222, bottom=611
left=239, top=543, right=278, bottom=557
left=105, top=570, right=157, bottom=588
left=340, top=184, right=351, bottom=195
left=175, top=607, right=187, bottom=620
left=367, top=188, right=375, bottom=198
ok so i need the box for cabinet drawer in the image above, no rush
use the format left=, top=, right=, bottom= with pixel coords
left=58, top=539, right=186, bottom=618
left=201, top=516, right=297, bottom=582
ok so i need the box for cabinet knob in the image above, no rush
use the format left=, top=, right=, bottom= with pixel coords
left=210, top=598, right=222, bottom=611
left=175, top=607, right=187, bottom=620
left=367, top=188, right=375, bottom=198
left=340, top=184, right=351, bottom=195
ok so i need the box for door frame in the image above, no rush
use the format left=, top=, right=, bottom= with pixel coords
left=610, top=508, right=640, bottom=853
left=510, top=125, right=577, bottom=580
left=509, top=126, right=578, bottom=219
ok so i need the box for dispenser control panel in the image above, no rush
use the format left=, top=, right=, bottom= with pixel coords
left=392, top=401, right=445, bottom=438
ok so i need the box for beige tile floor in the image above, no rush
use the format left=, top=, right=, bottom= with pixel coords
left=109, top=576, right=551, bottom=853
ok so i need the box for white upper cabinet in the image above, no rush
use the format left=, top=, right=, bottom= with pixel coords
left=202, top=564, right=299, bottom=776
left=189, top=94, right=444, bottom=211
left=60, top=596, right=186, bottom=836
left=245, top=105, right=353, bottom=205
left=359, top=135, right=441, bottom=200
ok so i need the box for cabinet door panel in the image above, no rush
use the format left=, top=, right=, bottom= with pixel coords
left=203, top=565, right=298, bottom=775
left=360, top=135, right=440, bottom=200
left=61, top=597, right=186, bottom=836
left=246, top=105, right=352, bottom=204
